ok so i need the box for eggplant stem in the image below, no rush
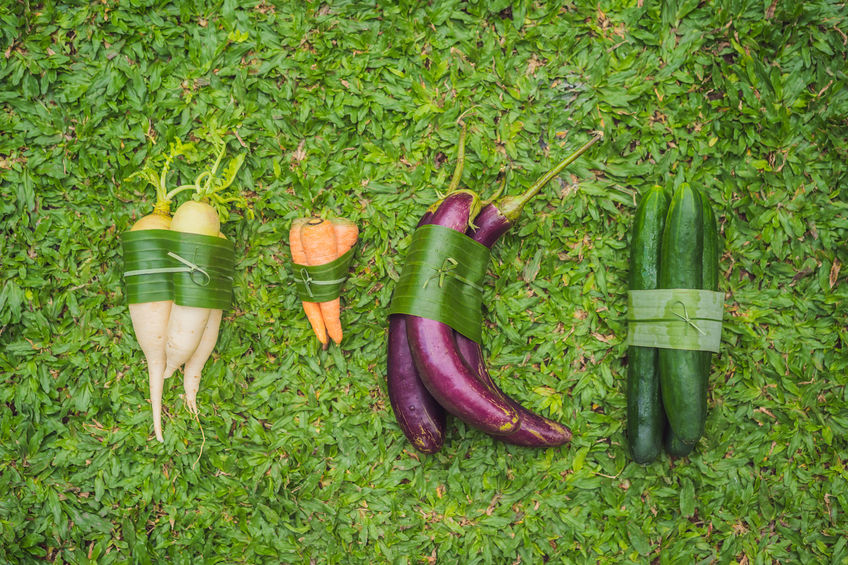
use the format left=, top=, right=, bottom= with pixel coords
left=456, top=106, right=478, bottom=124
left=497, top=134, right=601, bottom=222
left=482, top=172, right=507, bottom=207
left=446, top=123, right=468, bottom=194
left=514, top=134, right=600, bottom=210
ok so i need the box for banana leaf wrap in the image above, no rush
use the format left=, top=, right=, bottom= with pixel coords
left=121, top=230, right=175, bottom=304
left=388, top=224, right=490, bottom=343
left=121, top=230, right=235, bottom=310
left=293, top=246, right=357, bottom=303
left=626, top=289, right=724, bottom=352
left=170, top=233, right=235, bottom=310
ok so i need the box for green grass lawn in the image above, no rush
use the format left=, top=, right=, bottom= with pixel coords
left=2, top=1, right=847, bottom=563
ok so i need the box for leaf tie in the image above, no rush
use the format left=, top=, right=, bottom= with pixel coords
left=423, top=257, right=483, bottom=292
left=167, top=252, right=211, bottom=286
left=299, top=267, right=347, bottom=298
left=672, top=301, right=706, bottom=335
left=123, top=252, right=213, bottom=287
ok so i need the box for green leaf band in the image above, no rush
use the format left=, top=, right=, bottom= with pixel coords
left=388, top=224, right=490, bottom=343
left=293, top=246, right=356, bottom=302
left=121, top=229, right=235, bottom=310
left=626, top=289, right=724, bottom=352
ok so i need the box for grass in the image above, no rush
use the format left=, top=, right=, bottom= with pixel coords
left=1, top=0, right=847, bottom=563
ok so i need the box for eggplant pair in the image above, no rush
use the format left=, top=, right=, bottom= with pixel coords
left=386, top=135, right=600, bottom=453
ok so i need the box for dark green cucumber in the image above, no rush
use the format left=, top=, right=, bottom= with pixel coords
left=627, top=186, right=671, bottom=464
left=700, top=188, right=719, bottom=382
left=664, top=426, right=695, bottom=457
left=664, top=189, right=719, bottom=457
left=700, top=192, right=719, bottom=292
left=658, top=184, right=704, bottom=445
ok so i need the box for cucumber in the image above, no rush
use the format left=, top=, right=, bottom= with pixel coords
left=664, top=188, right=719, bottom=457
left=700, top=187, right=719, bottom=383
left=658, top=184, right=704, bottom=445
left=626, top=186, right=671, bottom=464
left=700, top=191, right=719, bottom=292
left=664, top=426, right=696, bottom=457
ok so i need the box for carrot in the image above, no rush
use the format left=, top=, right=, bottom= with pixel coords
left=290, top=218, right=329, bottom=347
left=300, top=218, right=343, bottom=344
left=301, top=217, right=359, bottom=345
left=327, top=218, right=359, bottom=344
left=330, top=217, right=359, bottom=255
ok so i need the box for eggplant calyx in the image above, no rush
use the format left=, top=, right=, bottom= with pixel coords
left=454, top=189, right=483, bottom=231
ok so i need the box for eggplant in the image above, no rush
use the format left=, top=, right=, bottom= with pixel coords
left=390, top=134, right=598, bottom=448
left=470, top=135, right=601, bottom=245
left=386, top=210, right=448, bottom=453
left=387, top=314, right=446, bottom=453
left=452, top=136, right=600, bottom=446
left=454, top=334, right=571, bottom=446
left=451, top=198, right=569, bottom=446
left=407, top=191, right=522, bottom=435
left=386, top=127, right=475, bottom=454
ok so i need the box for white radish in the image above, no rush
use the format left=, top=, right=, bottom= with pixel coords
left=162, top=201, right=220, bottom=383
left=183, top=308, right=223, bottom=415
left=128, top=210, right=172, bottom=443
left=182, top=230, right=227, bottom=415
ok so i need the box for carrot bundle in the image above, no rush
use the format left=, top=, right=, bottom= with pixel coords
left=290, top=216, right=359, bottom=347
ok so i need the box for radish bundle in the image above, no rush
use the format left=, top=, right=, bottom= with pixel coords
left=122, top=140, right=245, bottom=442
left=387, top=131, right=600, bottom=453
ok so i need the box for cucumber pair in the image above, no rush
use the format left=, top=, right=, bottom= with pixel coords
left=626, top=185, right=719, bottom=463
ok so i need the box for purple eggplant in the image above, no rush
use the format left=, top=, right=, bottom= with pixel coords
left=387, top=314, right=446, bottom=453
left=407, top=191, right=522, bottom=434
left=385, top=128, right=468, bottom=453
left=454, top=334, right=571, bottom=446
left=455, top=135, right=600, bottom=446
left=386, top=210, right=448, bottom=453
left=458, top=190, right=574, bottom=447
left=470, top=135, right=601, bottom=245
left=391, top=133, right=598, bottom=447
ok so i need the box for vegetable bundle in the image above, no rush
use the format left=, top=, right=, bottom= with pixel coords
left=626, top=184, right=721, bottom=463
left=289, top=216, right=359, bottom=347
left=387, top=129, right=600, bottom=453
left=122, top=140, right=245, bottom=442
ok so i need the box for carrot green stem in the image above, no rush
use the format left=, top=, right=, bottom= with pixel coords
left=497, top=134, right=601, bottom=223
